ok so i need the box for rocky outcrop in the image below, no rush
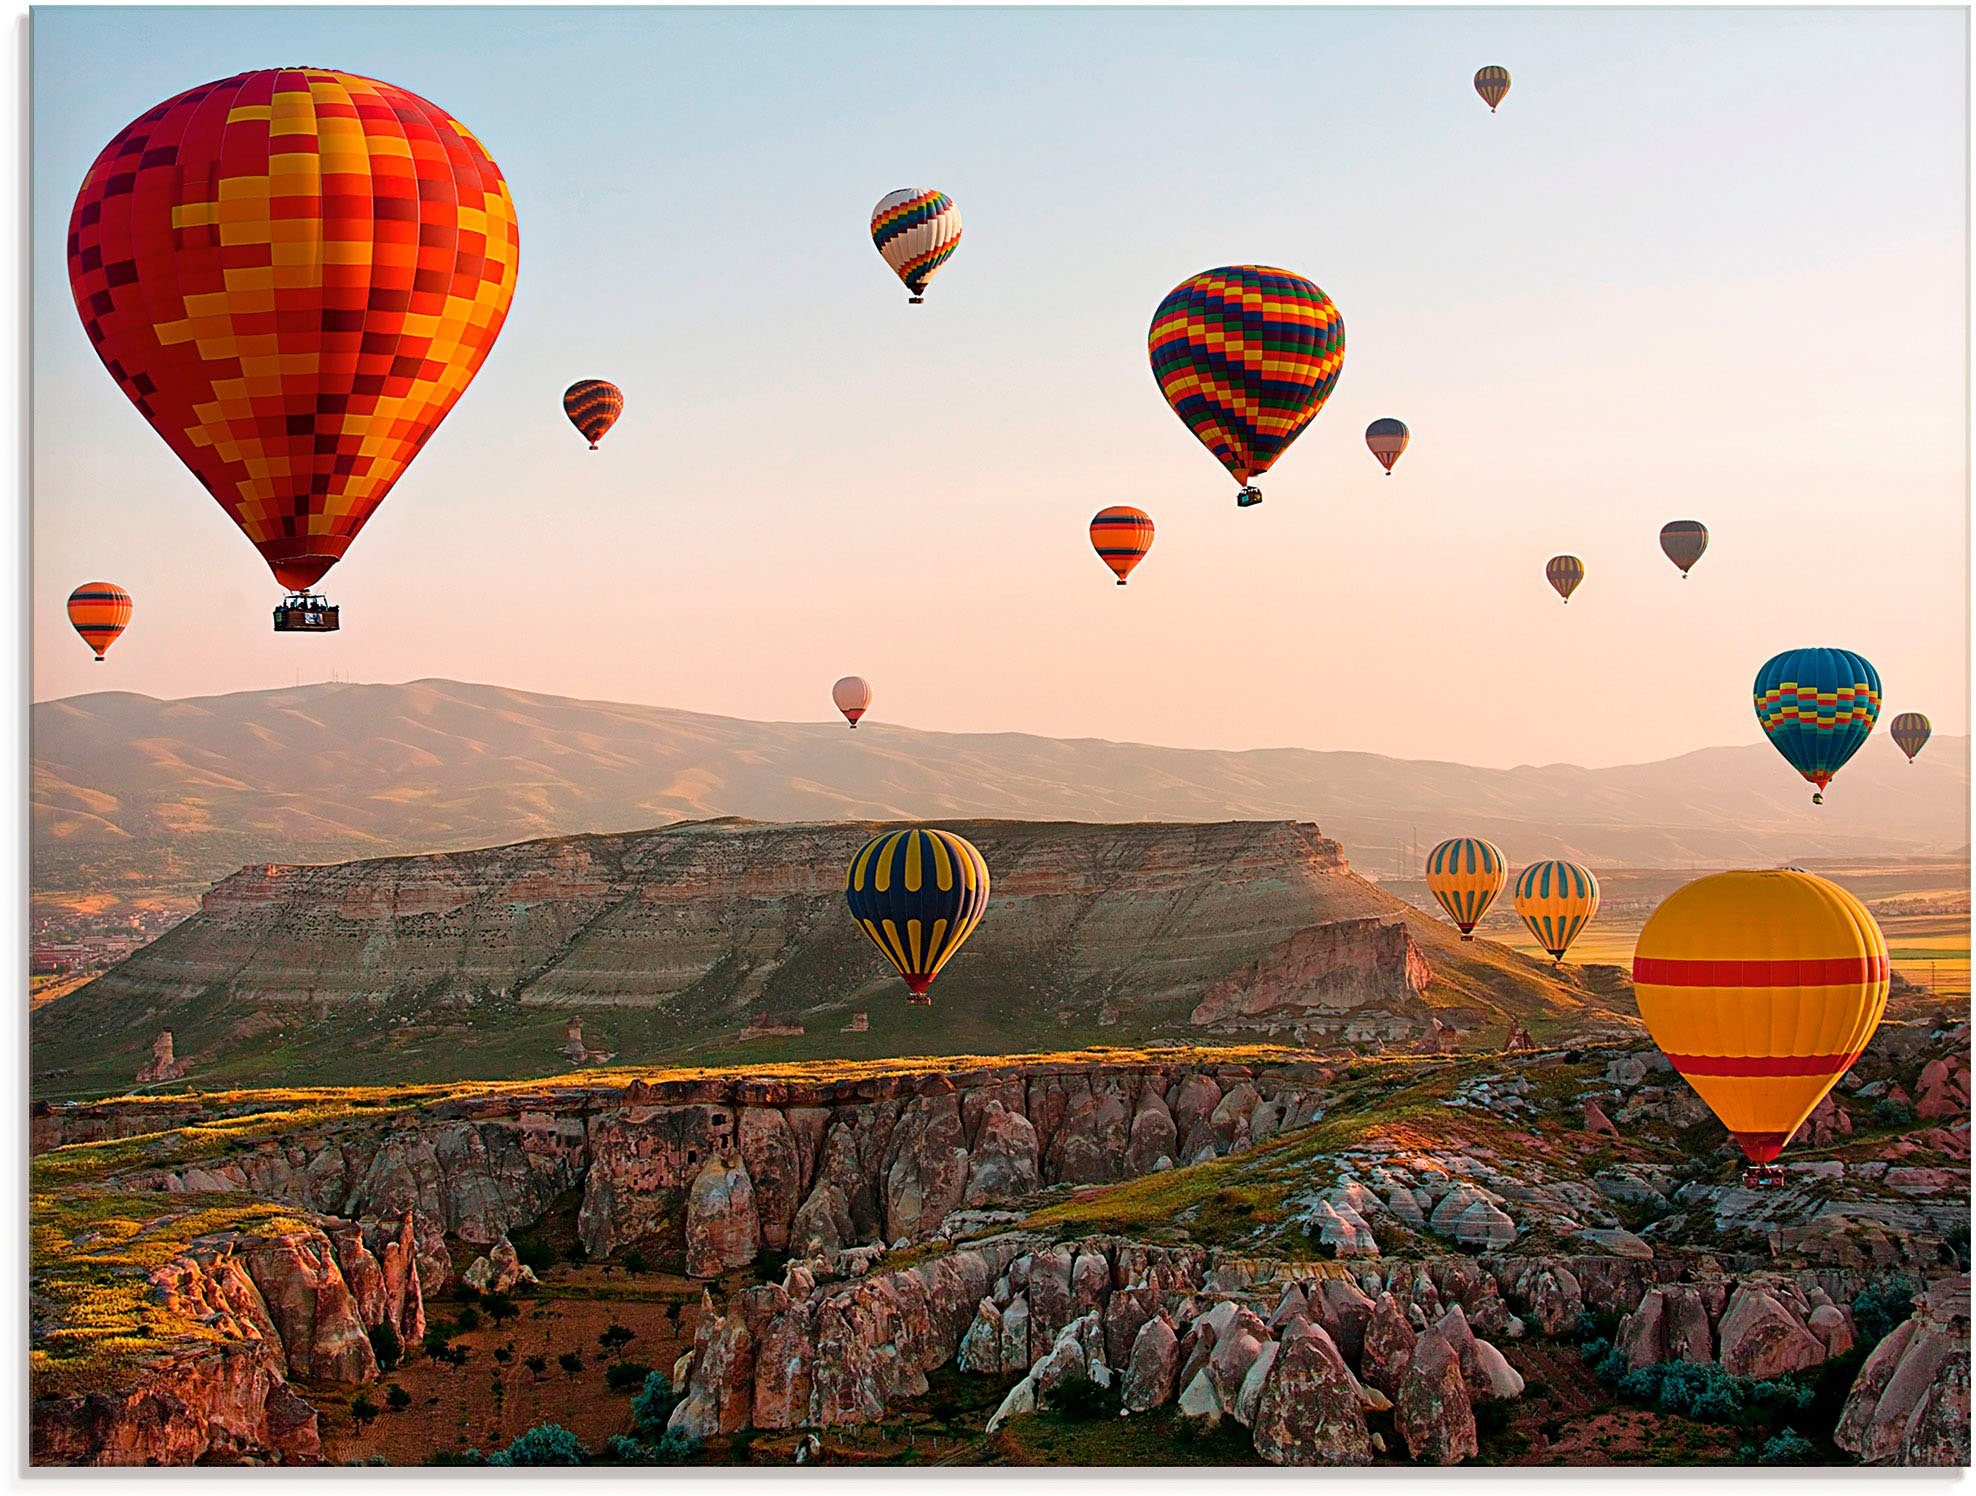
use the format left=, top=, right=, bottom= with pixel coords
left=1190, top=919, right=1434, bottom=1041
left=1250, top=1323, right=1373, bottom=1465
left=31, top=1343, right=319, bottom=1466
left=461, top=1234, right=538, bottom=1296
left=1837, top=1276, right=1971, bottom=1466
left=134, top=1029, right=186, bottom=1086
left=1716, top=1283, right=1827, bottom=1380
left=1396, top=1327, right=1476, bottom=1466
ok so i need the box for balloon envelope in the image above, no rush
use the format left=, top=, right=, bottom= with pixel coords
left=564, top=381, right=623, bottom=449
left=1475, top=65, right=1512, bottom=110
left=832, top=676, right=873, bottom=727
left=1425, top=837, right=1508, bottom=939
left=1149, top=266, right=1345, bottom=503
left=1513, top=859, right=1600, bottom=963
left=1633, top=869, right=1888, bottom=1164
left=845, top=828, right=991, bottom=1002
left=1890, top=712, right=1932, bottom=763
left=1546, top=555, right=1584, bottom=602
left=870, top=189, right=962, bottom=301
left=1366, top=418, right=1409, bottom=474
left=1753, top=647, right=1882, bottom=801
left=1660, top=520, right=1708, bottom=577
left=67, top=582, right=132, bottom=660
left=67, top=69, right=519, bottom=593
left=1089, top=506, right=1155, bottom=584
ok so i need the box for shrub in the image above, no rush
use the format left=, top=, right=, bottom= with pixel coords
left=367, top=1321, right=402, bottom=1372
left=1870, top=1098, right=1918, bottom=1129
left=488, top=1423, right=588, bottom=1467
left=494, top=1345, right=514, bottom=1365
left=1755, top=1430, right=1819, bottom=1466
left=1046, top=1375, right=1113, bottom=1421
left=605, top=1360, right=653, bottom=1393
left=599, top=1323, right=636, bottom=1356
left=633, top=1370, right=680, bottom=1432
left=558, top=1350, right=583, bottom=1375
left=385, top=1384, right=411, bottom=1413
left=350, top=1393, right=379, bottom=1428
left=484, top=1291, right=518, bottom=1325
left=421, top=1327, right=452, bottom=1359
left=622, top=1248, right=647, bottom=1273
left=451, top=1305, right=482, bottom=1334
left=525, top=1355, right=548, bottom=1377
left=1853, top=1277, right=1919, bottom=1346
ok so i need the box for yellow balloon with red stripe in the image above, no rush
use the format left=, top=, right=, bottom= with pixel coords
left=1633, top=870, right=1889, bottom=1165
left=845, top=828, right=991, bottom=1005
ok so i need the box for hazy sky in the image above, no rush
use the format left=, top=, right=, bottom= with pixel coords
left=32, top=6, right=1969, bottom=767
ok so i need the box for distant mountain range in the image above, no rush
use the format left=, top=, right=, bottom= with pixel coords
left=31, top=678, right=1967, bottom=911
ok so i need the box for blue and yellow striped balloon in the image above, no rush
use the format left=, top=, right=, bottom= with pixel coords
left=845, top=828, right=991, bottom=1004
left=1514, top=859, right=1600, bottom=965
left=1424, top=837, right=1508, bottom=939
left=1753, top=648, right=1882, bottom=804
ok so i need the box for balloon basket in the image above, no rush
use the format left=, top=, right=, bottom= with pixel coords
left=1236, top=486, right=1262, bottom=508
left=906, top=993, right=933, bottom=1008
left=1741, top=1164, right=1785, bottom=1189
left=274, top=593, right=340, bottom=633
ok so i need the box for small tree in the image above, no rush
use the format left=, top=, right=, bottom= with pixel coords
left=632, top=1370, right=679, bottom=1432
left=525, top=1355, right=548, bottom=1378
left=385, top=1384, right=412, bottom=1413
left=484, top=1291, right=519, bottom=1326
left=452, top=1305, right=482, bottom=1334
left=558, top=1350, right=583, bottom=1376
left=489, top=1423, right=588, bottom=1467
left=605, top=1360, right=652, bottom=1393
left=350, top=1393, right=380, bottom=1429
left=367, top=1321, right=403, bottom=1372
left=598, top=1323, right=636, bottom=1357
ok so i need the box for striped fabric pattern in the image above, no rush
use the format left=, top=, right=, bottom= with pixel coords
left=563, top=380, right=623, bottom=449
left=1424, top=836, right=1508, bottom=937
left=1089, top=505, right=1155, bottom=584
left=1365, top=417, right=1409, bottom=474
left=1633, top=869, right=1889, bottom=1164
left=1474, top=65, right=1512, bottom=111
left=1513, top=859, right=1601, bottom=963
left=67, top=70, right=519, bottom=592
left=870, top=189, right=962, bottom=300
left=1659, top=520, right=1708, bottom=577
left=67, top=582, right=133, bottom=660
left=1889, top=711, right=1931, bottom=764
left=1148, top=266, right=1345, bottom=495
left=1545, top=554, right=1584, bottom=602
left=844, top=828, right=991, bottom=1003
left=1752, top=648, right=1882, bottom=795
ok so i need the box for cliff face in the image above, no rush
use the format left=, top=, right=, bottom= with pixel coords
left=34, top=819, right=1590, bottom=1095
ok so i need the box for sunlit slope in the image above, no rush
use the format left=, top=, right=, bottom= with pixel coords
left=32, top=679, right=1968, bottom=913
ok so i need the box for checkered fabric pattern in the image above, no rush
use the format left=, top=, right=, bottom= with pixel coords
left=67, top=69, right=520, bottom=591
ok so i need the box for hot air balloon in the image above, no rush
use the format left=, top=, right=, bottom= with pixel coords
left=67, top=70, right=519, bottom=630
left=833, top=676, right=873, bottom=728
left=1475, top=65, right=1512, bottom=112
left=1754, top=648, right=1882, bottom=804
left=844, top=827, right=991, bottom=1004
left=564, top=381, right=623, bottom=449
left=1546, top=555, right=1584, bottom=602
left=1513, top=859, right=1601, bottom=966
left=1366, top=418, right=1409, bottom=476
left=1659, top=520, right=1708, bottom=578
left=1425, top=837, right=1508, bottom=940
left=1089, top=506, right=1154, bottom=585
left=1891, top=712, right=1932, bottom=764
left=1633, top=869, right=1888, bottom=1182
left=1149, top=266, right=1346, bottom=508
left=67, top=582, right=132, bottom=661
left=870, top=189, right=962, bottom=304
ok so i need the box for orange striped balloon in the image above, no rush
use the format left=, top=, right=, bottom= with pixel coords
left=563, top=380, right=623, bottom=449
left=67, top=582, right=132, bottom=661
left=1633, top=870, right=1889, bottom=1165
left=1089, top=506, right=1155, bottom=585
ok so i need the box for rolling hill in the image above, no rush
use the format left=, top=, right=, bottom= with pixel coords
left=32, top=677, right=1967, bottom=915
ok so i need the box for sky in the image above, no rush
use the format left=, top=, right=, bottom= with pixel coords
left=30, top=5, right=1970, bottom=768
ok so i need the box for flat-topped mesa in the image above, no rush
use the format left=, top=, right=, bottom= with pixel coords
left=39, top=817, right=1583, bottom=1094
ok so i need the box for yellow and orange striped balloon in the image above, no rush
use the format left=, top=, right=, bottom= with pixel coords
left=67, top=582, right=132, bottom=661
left=1089, top=506, right=1155, bottom=585
left=1633, top=870, right=1889, bottom=1165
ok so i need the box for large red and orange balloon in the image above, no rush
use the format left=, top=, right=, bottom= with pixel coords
left=67, top=69, right=520, bottom=596
left=1633, top=870, right=1888, bottom=1166
left=67, top=582, right=132, bottom=661
left=1089, top=506, right=1154, bottom=585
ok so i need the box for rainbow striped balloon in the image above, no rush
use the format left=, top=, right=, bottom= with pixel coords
left=845, top=828, right=991, bottom=1005
left=1148, top=266, right=1345, bottom=507
left=67, top=582, right=132, bottom=661
left=870, top=189, right=962, bottom=303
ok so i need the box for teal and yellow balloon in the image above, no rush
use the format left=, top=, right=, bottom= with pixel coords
left=1513, top=859, right=1600, bottom=966
left=1425, top=837, right=1508, bottom=940
left=1754, top=648, right=1882, bottom=804
left=845, top=828, right=991, bottom=1005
